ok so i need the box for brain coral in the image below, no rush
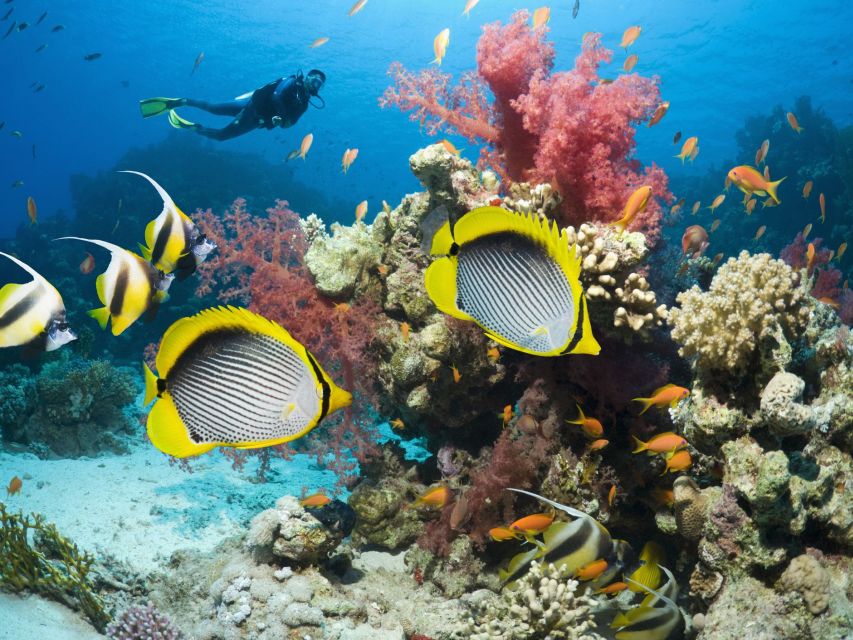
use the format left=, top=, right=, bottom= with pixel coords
left=668, top=251, right=811, bottom=380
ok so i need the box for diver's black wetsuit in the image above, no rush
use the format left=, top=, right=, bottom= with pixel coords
left=186, top=75, right=312, bottom=141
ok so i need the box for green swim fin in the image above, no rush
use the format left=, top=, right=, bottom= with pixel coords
left=168, top=109, right=199, bottom=130
left=139, top=97, right=185, bottom=118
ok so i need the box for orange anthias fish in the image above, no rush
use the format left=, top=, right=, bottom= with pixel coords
left=787, top=111, right=804, bottom=134
left=596, top=581, right=629, bottom=595
left=710, top=252, right=724, bottom=268
left=439, top=139, right=462, bottom=156
left=817, top=297, right=840, bottom=310
left=414, top=486, right=451, bottom=509
left=510, top=512, right=554, bottom=535
left=621, top=25, right=642, bottom=49
left=576, top=558, right=608, bottom=581
left=501, top=404, right=514, bottom=427
left=691, top=201, right=701, bottom=215
left=803, top=223, right=812, bottom=239
left=709, top=219, right=721, bottom=233
left=662, top=449, right=692, bottom=475
left=26, top=196, right=37, bottom=224
left=532, top=7, right=551, bottom=29
left=400, top=321, right=410, bottom=343
left=802, top=180, right=813, bottom=199
left=763, top=165, right=771, bottom=181
left=348, top=0, right=368, bottom=17
left=648, top=101, right=669, bottom=127
left=588, top=439, right=609, bottom=452
left=300, top=492, right=332, bottom=508
left=632, top=431, right=688, bottom=455
left=390, top=418, right=405, bottom=430
left=298, top=133, right=313, bottom=159
left=566, top=404, right=604, bottom=438
left=355, top=199, right=368, bottom=222
left=708, top=194, right=725, bottom=213
left=806, top=242, right=816, bottom=274
left=632, top=384, right=690, bottom=414
left=623, top=54, right=639, bottom=72
left=675, top=136, right=698, bottom=163
left=79, top=252, right=95, bottom=274
left=745, top=198, right=757, bottom=215
left=688, top=145, right=700, bottom=162
left=342, top=148, right=359, bottom=173
left=610, top=185, right=652, bottom=232
left=451, top=365, right=462, bottom=383
left=755, top=139, right=770, bottom=166
left=486, top=346, right=501, bottom=362
left=608, top=484, right=617, bottom=506
left=432, top=28, right=450, bottom=65
left=309, top=37, right=329, bottom=48
left=462, top=0, right=481, bottom=17
left=7, top=476, right=22, bottom=496
left=681, top=225, right=709, bottom=259
left=754, top=225, right=766, bottom=241
left=489, top=526, right=520, bottom=542
left=837, top=242, right=847, bottom=261
left=727, top=165, right=785, bottom=204
left=819, top=193, right=826, bottom=222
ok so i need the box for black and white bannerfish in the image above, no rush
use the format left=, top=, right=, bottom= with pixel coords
left=421, top=206, right=600, bottom=357
left=0, top=252, right=76, bottom=351
left=122, top=170, right=217, bottom=279
left=615, top=567, right=684, bottom=640
left=55, top=237, right=173, bottom=335
left=143, top=306, right=353, bottom=458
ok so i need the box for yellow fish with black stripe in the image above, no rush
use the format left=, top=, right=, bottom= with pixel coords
left=616, top=566, right=684, bottom=640
left=0, top=252, right=76, bottom=351
left=122, top=170, right=217, bottom=278
left=422, top=206, right=599, bottom=357
left=56, top=237, right=173, bottom=335
left=143, top=306, right=352, bottom=458
left=625, top=541, right=664, bottom=593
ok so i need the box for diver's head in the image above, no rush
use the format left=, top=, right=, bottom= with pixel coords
left=46, top=318, right=77, bottom=352
left=306, top=69, right=326, bottom=96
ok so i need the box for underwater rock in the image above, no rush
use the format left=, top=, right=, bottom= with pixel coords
left=760, top=371, right=815, bottom=436
left=246, top=496, right=343, bottom=566
left=502, top=181, right=562, bottom=218
left=304, top=220, right=383, bottom=299
left=673, top=476, right=720, bottom=542
left=672, top=385, right=753, bottom=449
left=777, top=554, right=830, bottom=615
left=348, top=478, right=424, bottom=550
left=409, top=144, right=497, bottom=216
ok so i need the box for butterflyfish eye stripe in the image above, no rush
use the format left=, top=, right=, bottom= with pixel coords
left=305, top=351, right=330, bottom=421
left=0, top=288, right=39, bottom=329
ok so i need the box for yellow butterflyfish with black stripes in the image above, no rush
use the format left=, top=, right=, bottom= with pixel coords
left=421, top=206, right=599, bottom=357
left=142, top=306, right=352, bottom=458
left=56, top=237, right=173, bottom=335
left=0, top=252, right=76, bottom=351
left=122, top=170, right=217, bottom=278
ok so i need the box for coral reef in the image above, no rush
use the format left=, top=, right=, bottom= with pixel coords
left=107, top=602, right=184, bottom=640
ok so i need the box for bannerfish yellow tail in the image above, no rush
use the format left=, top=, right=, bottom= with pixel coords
left=143, top=306, right=352, bottom=458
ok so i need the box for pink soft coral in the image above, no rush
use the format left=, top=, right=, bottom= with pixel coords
left=381, top=11, right=672, bottom=243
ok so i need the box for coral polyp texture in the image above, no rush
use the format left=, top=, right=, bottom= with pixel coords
left=107, top=602, right=184, bottom=640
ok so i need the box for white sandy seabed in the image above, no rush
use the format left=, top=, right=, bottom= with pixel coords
left=0, top=435, right=345, bottom=639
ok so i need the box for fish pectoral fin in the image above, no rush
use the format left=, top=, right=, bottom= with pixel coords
left=281, top=402, right=296, bottom=419
left=88, top=306, right=111, bottom=330
left=138, top=242, right=153, bottom=261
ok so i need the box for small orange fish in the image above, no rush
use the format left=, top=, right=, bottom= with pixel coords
left=355, top=200, right=368, bottom=222
left=341, top=148, right=359, bottom=173
left=462, top=0, right=481, bottom=17
left=787, top=111, right=803, bottom=134
left=566, top=404, right=604, bottom=439
left=596, top=581, right=629, bottom=595
left=673, top=131, right=682, bottom=145
left=7, top=475, right=22, bottom=496
left=300, top=492, right=332, bottom=508
left=621, top=25, right=642, bottom=49
left=390, top=418, right=405, bottom=430
left=632, top=384, right=689, bottom=415
left=670, top=197, right=685, bottom=215
left=588, top=439, right=609, bottom=452
left=763, top=165, right=771, bottom=181
left=439, top=139, right=462, bottom=156
left=501, top=404, right=514, bottom=427
left=674, top=136, right=698, bottom=164
left=837, top=242, right=847, bottom=261
left=632, top=431, right=688, bottom=455
left=414, top=485, right=451, bottom=508
left=762, top=197, right=778, bottom=208
left=510, top=512, right=554, bottom=535
left=348, top=0, right=368, bottom=17
left=816, top=297, right=840, bottom=310
left=754, top=225, right=766, bottom=241
left=610, top=185, right=652, bottom=232
left=623, top=54, right=638, bottom=72
left=709, top=219, right=721, bottom=233
left=724, top=175, right=732, bottom=191
left=451, top=365, right=461, bottom=383
left=648, top=487, right=675, bottom=508
left=576, top=558, right=608, bottom=581
left=803, top=223, right=812, bottom=239
left=489, top=526, right=520, bottom=542
left=486, top=346, right=501, bottom=361
left=745, top=198, right=757, bottom=215
left=662, top=449, right=692, bottom=475
left=755, top=139, right=769, bottom=166
left=681, top=225, right=709, bottom=259
left=334, top=302, right=350, bottom=314
left=79, top=252, right=95, bottom=274
left=711, top=252, right=724, bottom=268
left=648, top=101, right=669, bottom=127
left=432, top=28, right=451, bottom=65
left=401, top=321, right=410, bottom=343
left=708, top=194, right=725, bottom=212
left=377, top=264, right=389, bottom=277
left=608, top=484, right=617, bottom=506
left=309, top=37, right=329, bottom=49
left=450, top=494, right=470, bottom=530
left=688, top=145, right=700, bottom=162
left=532, top=7, right=551, bottom=29
left=806, top=242, right=816, bottom=274
left=802, top=180, right=813, bottom=199
left=819, top=193, right=825, bottom=222
left=26, top=196, right=37, bottom=224
left=298, top=133, right=313, bottom=159
left=691, top=201, right=701, bottom=215
left=727, top=165, right=785, bottom=204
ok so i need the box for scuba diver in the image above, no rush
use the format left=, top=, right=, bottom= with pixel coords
left=139, top=69, right=326, bottom=141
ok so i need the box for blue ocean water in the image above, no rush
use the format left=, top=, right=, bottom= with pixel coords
left=1, top=0, right=850, bottom=237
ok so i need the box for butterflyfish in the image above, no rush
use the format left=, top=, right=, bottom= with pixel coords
left=727, top=165, right=785, bottom=204
left=626, top=541, right=664, bottom=593
left=56, top=236, right=173, bottom=336
left=632, top=384, right=689, bottom=414
left=615, top=567, right=684, bottom=640
left=124, top=171, right=217, bottom=279
left=422, top=207, right=600, bottom=357
left=0, top=252, right=76, bottom=351
left=143, top=306, right=352, bottom=458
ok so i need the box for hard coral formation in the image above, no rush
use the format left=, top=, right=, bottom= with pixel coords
left=107, top=602, right=184, bottom=640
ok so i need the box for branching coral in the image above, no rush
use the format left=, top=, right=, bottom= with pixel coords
left=107, top=602, right=184, bottom=640
left=454, top=561, right=604, bottom=640
left=0, top=504, right=110, bottom=631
